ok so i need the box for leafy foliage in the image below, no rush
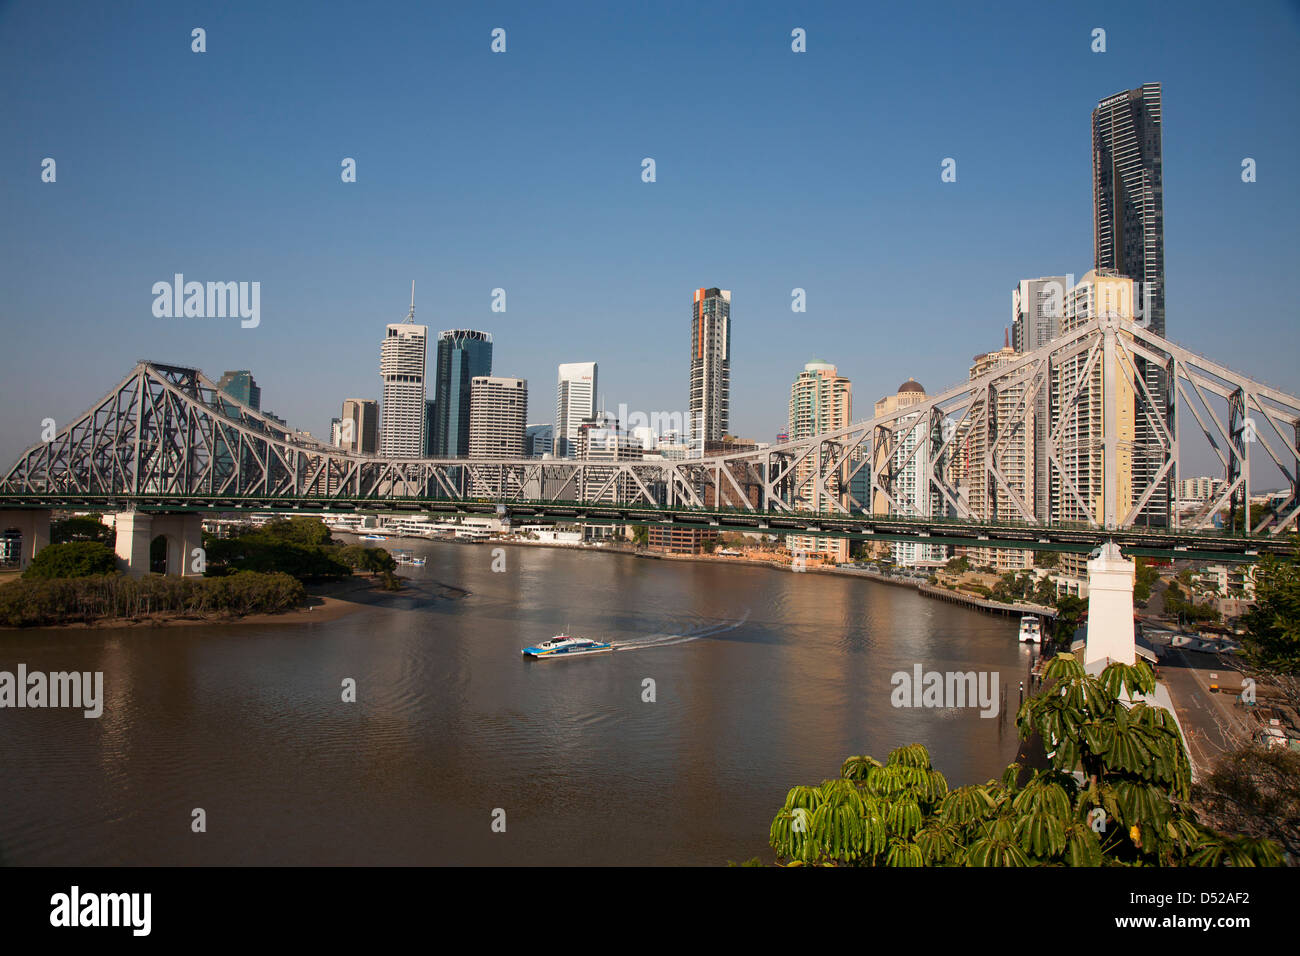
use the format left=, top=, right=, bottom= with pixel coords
left=0, top=571, right=305, bottom=626
left=23, top=542, right=118, bottom=579
left=337, top=545, right=397, bottom=574
left=768, top=659, right=1283, bottom=867
left=203, top=519, right=351, bottom=582
left=1133, top=557, right=1159, bottom=604
left=1241, top=555, right=1300, bottom=672
left=1164, top=581, right=1221, bottom=625
left=1050, top=594, right=1087, bottom=646
left=50, top=515, right=115, bottom=545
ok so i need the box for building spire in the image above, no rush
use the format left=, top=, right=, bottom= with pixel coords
left=405, top=280, right=416, bottom=322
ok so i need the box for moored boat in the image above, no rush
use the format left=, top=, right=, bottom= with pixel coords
left=1018, top=614, right=1042, bottom=644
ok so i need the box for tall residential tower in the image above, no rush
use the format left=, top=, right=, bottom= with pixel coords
left=1093, top=83, right=1168, bottom=526
left=787, top=360, right=852, bottom=562
left=690, top=288, right=731, bottom=446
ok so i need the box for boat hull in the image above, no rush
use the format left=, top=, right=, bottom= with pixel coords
left=521, top=644, right=613, bottom=659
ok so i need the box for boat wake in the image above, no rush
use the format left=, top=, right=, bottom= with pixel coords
left=610, top=611, right=750, bottom=652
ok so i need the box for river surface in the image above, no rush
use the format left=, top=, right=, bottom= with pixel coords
left=0, top=542, right=1038, bottom=865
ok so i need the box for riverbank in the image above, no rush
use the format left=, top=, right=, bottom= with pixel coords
left=0, top=575, right=405, bottom=632
left=462, top=537, right=1055, bottom=620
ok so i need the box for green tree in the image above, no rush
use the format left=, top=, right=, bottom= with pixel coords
left=259, top=517, right=334, bottom=547
left=1165, top=581, right=1221, bottom=626
left=50, top=515, right=114, bottom=545
left=1051, top=594, right=1087, bottom=646
left=1134, top=557, right=1159, bottom=604
left=630, top=525, right=649, bottom=547
left=1241, top=555, right=1300, bottom=672
left=1032, top=576, right=1058, bottom=606
left=768, top=659, right=1282, bottom=867
left=1034, top=551, right=1060, bottom=569
left=338, top=545, right=397, bottom=574
left=23, top=542, right=118, bottom=579
left=204, top=535, right=350, bottom=582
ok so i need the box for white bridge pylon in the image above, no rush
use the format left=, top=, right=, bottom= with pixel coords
left=3, top=317, right=1299, bottom=537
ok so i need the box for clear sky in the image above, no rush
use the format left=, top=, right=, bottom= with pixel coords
left=1, top=0, right=1298, bottom=480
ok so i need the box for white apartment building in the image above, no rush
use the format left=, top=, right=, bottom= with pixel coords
left=554, top=362, right=597, bottom=457
left=787, top=359, right=852, bottom=562
left=468, top=376, right=527, bottom=496
left=469, top=377, right=527, bottom=458
left=961, top=341, right=1032, bottom=571
left=379, top=313, right=428, bottom=459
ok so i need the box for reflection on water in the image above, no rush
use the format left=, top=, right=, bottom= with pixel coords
left=0, top=542, right=1036, bottom=865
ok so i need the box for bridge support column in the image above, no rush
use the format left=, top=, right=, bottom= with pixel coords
left=114, top=511, right=153, bottom=577
left=1084, top=541, right=1136, bottom=667
left=0, top=509, right=51, bottom=569
left=151, top=513, right=205, bottom=576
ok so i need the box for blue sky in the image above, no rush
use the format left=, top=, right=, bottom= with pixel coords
left=1, top=0, right=1298, bottom=479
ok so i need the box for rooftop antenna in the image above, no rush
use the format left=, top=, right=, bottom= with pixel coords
left=405, top=280, right=416, bottom=322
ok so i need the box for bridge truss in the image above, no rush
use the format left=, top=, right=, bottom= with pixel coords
left=3, top=318, right=1298, bottom=549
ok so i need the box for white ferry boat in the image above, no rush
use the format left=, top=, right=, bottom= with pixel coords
left=1018, top=614, right=1042, bottom=644
left=359, top=534, right=387, bottom=542
left=521, top=634, right=613, bottom=659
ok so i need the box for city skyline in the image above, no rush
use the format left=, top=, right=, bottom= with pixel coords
left=1, top=3, right=1297, bottom=479
left=3, top=0, right=1297, bottom=885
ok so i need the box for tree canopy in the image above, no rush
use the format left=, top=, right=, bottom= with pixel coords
left=23, top=541, right=118, bottom=579
left=768, top=657, right=1282, bottom=866
left=50, top=515, right=114, bottom=545
left=1241, top=555, right=1300, bottom=672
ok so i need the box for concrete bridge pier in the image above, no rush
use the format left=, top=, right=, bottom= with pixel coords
left=1084, top=541, right=1136, bottom=666
left=0, top=509, right=51, bottom=569
left=114, top=511, right=204, bottom=577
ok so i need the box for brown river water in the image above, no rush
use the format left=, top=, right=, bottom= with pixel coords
left=0, top=541, right=1036, bottom=865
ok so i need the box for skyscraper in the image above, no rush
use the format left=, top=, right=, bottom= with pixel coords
left=469, top=377, right=527, bottom=458
left=424, top=400, right=437, bottom=457
left=787, top=360, right=852, bottom=562
left=379, top=284, right=428, bottom=459
left=874, top=380, right=945, bottom=567
left=216, top=370, right=261, bottom=411
left=340, top=399, right=379, bottom=454
left=214, top=370, right=262, bottom=480
left=1093, top=83, right=1167, bottom=526
left=525, top=423, right=553, bottom=458
left=690, top=287, right=730, bottom=446
left=433, top=330, right=493, bottom=458
left=1052, top=270, right=1141, bottom=592
left=554, top=362, right=597, bottom=457
left=962, top=338, right=1031, bottom=571
left=1012, top=276, right=1070, bottom=522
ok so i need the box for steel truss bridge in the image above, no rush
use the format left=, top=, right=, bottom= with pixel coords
left=3, top=315, right=1299, bottom=561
